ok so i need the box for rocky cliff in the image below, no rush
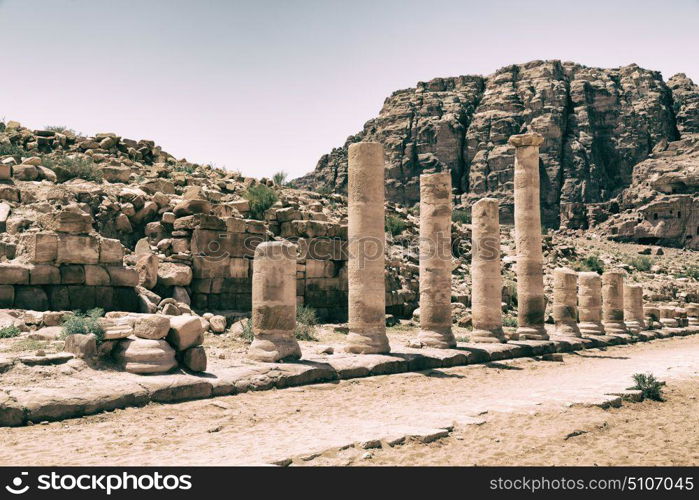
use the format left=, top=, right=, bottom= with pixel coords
left=297, top=60, right=699, bottom=232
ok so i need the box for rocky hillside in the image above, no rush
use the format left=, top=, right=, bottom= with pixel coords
left=296, top=60, right=699, bottom=239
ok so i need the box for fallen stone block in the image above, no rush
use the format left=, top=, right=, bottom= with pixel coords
left=167, top=315, right=204, bottom=351
left=181, top=346, right=207, bottom=372
left=133, top=314, right=170, bottom=340
left=63, top=333, right=97, bottom=359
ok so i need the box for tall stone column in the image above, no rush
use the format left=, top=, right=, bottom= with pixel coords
left=345, top=142, right=390, bottom=354
left=623, top=283, right=645, bottom=334
left=470, top=198, right=506, bottom=343
left=602, top=270, right=627, bottom=334
left=248, top=241, right=302, bottom=362
left=552, top=268, right=580, bottom=337
left=578, top=272, right=605, bottom=336
left=509, top=133, right=548, bottom=340
left=416, top=172, right=456, bottom=348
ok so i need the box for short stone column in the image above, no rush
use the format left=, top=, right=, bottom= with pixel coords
left=416, top=172, right=456, bottom=348
left=552, top=267, right=580, bottom=337
left=686, top=304, right=699, bottom=326
left=659, top=306, right=679, bottom=328
left=509, top=133, right=548, bottom=340
left=470, top=198, right=506, bottom=343
left=644, top=306, right=660, bottom=329
left=623, top=283, right=645, bottom=334
left=248, top=241, right=302, bottom=362
left=675, top=307, right=688, bottom=327
left=345, top=142, right=390, bottom=354
left=602, top=270, right=627, bottom=334
left=578, top=272, right=605, bottom=336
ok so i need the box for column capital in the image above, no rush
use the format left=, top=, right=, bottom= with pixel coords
left=508, top=132, right=544, bottom=148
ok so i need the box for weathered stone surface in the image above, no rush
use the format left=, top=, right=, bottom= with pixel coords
left=133, top=314, right=171, bottom=340
left=107, top=267, right=139, bottom=287
left=63, top=333, right=98, bottom=359
left=157, top=262, right=192, bottom=287
left=0, top=263, right=30, bottom=284
left=181, top=346, right=207, bottom=372
left=135, top=253, right=159, bottom=289
left=113, top=338, right=177, bottom=374
left=167, top=315, right=204, bottom=351
left=552, top=268, right=580, bottom=337
left=56, top=234, right=99, bottom=264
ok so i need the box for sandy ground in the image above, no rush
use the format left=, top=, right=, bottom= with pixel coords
left=1, top=335, right=698, bottom=466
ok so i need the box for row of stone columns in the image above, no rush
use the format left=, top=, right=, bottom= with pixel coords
left=246, top=138, right=695, bottom=362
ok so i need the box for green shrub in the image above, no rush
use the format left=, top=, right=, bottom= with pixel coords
left=573, top=255, right=605, bottom=274
left=173, top=163, right=196, bottom=174
left=0, top=325, right=21, bottom=339
left=42, top=155, right=103, bottom=183
left=244, top=184, right=278, bottom=220
left=626, top=256, right=653, bottom=272
left=502, top=316, right=518, bottom=328
left=630, top=372, right=664, bottom=401
left=239, top=319, right=254, bottom=343
left=0, top=141, right=24, bottom=156
left=295, top=305, right=318, bottom=341
left=385, top=215, right=408, bottom=236
left=317, top=185, right=333, bottom=195
left=272, top=170, right=288, bottom=186
left=61, top=308, right=105, bottom=343
left=503, top=280, right=518, bottom=309
left=683, top=266, right=699, bottom=280
left=452, top=209, right=471, bottom=224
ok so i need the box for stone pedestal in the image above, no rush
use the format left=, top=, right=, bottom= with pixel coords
left=602, top=270, right=627, bottom=334
left=659, top=306, right=679, bottom=328
left=623, top=283, right=645, bottom=334
left=578, top=272, right=605, bottom=336
left=644, top=306, right=660, bottom=329
left=470, top=198, right=506, bottom=343
left=345, top=142, right=390, bottom=354
left=552, top=267, right=580, bottom=337
left=248, top=241, right=302, bottom=362
left=686, top=304, right=699, bottom=326
left=416, top=172, right=455, bottom=348
left=509, top=133, right=548, bottom=340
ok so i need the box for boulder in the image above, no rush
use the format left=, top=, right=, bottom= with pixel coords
left=209, top=315, right=226, bottom=333
left=113, top=338, right=177, bottom=374
left=181, top=346, right=207, bottom=372
left=166, top=315, right=204, bottom=351
left=157, top=262, right=192, bottom=287
left=63, top=333, right=97, bottom=359
left=133, top=314, right=170, bottom=340
left=135, top=253, right=159, bottom=289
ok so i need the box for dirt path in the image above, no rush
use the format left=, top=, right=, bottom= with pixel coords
left=1, top=336, right=698, bottom=466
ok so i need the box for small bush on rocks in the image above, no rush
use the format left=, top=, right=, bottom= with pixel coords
left=630, top=372, right=664, bottom=401
left=385, top=215, right=407, bottom=236
left=61, top=308, right=105, bottom=343
left=626, top=256, right=653, bottom=272
left=573, top=255, right=605, bottom=274
left=0, top=325, right=21, bottom=339
left=502, top=316, right=518, bottom=328
left=240, top=319, right=254, bottom=343
left=42, top=155, right=103, bottom=183
left=272, top=170, right=288, bottom=186
left=295, top=306, right=318, bottom=341
left=452, top=209, right=471, bottom=224
left=244, top=184, right=278, bottom=220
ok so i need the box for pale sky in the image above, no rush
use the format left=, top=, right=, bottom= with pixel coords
left=1, top=0, right=697, bottom=180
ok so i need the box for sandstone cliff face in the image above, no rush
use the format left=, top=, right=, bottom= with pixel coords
left=298, top=60, right=699, bottom=228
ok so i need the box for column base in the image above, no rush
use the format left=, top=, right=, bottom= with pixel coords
left=248, top=335, right=302, bottom=363
left=603, top=321, right=628, bottom=335
left=660, top=319, right=680, bottom=328
left=553, top=322, right=581, bottom=337
left=624, top=320, right=644, bottom=334
left=416, top=328, right=456, bottom=349
left=688, top=318, right=699, bottom=326
left=469, top=328, right=507, bottom=343
left=345, top=329, right=390, bottom=354
left=578, top=322, right=605, bottom=336
left=514, top=326, right=549, bottom=341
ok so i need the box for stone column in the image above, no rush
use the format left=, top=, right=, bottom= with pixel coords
left=470, top=198, right=506, bottom=343
left=248, top=241, right=301, bottom=362
left=416, top=172, right=456, bottom=348
left=686, top=304, right=699, bottom=326
left=345, top=142, right=390, bottom=354
left=602, top=270, right=627, bottom=334
left=578, top=272, right=605, bottom=336
left=509, top=133, right=548, bottom=340
left=552, top=268, right=580, bottom=337
left=623, top=283, right=645, bottom=334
